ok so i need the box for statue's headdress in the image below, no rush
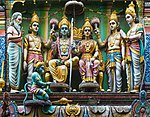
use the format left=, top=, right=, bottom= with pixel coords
left=125, top=1, right=136, bottom=17
left=31, top=12, right=39, bottom=24
left=82, top=18, right=93, bottom=31
left=110, top=11, right=118, bottom=23
left=58, top=16, right=71, bottom=29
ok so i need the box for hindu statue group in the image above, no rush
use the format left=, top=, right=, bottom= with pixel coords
left=7, top=2, right=144, bottom=93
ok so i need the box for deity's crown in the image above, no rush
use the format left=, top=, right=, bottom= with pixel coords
left=110, top=11, right=118, bottom=22
left=31, top=12, right=39, bottom=24
left=82, top=18, right=93, bottom=31
left=125, top=1, right=136, bottom=17
left=58, top=16, right=71, bottom=29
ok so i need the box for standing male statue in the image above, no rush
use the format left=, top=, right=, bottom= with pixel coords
left=24, top=12, right=50, bottom=83
left=98, top=11, right=126, bottom=92
left=7, top=12, right=23, bottom=91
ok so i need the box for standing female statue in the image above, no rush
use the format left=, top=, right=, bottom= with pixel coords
left=125, top=2, right=144, bottom=92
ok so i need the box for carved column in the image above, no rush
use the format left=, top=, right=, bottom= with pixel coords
left=143, top=1, right=150, bottom=91
left=136, top=0, right=144, bottom=21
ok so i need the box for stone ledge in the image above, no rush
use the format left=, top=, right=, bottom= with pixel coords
left=0, top=92, right=149, bottom=106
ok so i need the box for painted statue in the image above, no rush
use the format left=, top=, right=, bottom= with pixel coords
left=23, top=63, right=51, bottom=115
left=125, top=2, right=144, bottom=92
left=24, top=12, right=50, bottom=83
left=48, top=16, right=79, bottom=83
left=91, top=17, right=105, bottom=91
left=30, top=65, right=51, bottom=101
left=7, top=12, right=23, bottom=91
left=45, top=18, right=59, bottom=83
left=98, top=11, right=126, bottom=92
left=78, top=18, right=100, bottom=83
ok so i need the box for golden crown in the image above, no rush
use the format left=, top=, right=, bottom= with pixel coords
left=31, top=12, right=39, bottom=24
left=82, top=18, right=93, bottom=31
left=58, top=16, right=71, bottom=29
left=110, top=11, right=118, bottom=22
left=73, top=27, right=82, bottom=40
left=125, top=1, right=136, bottom=17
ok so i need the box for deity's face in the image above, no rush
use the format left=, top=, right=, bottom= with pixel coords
left=15, top=15, right=22, bottom=25
left=31, top=22, right=39, bottom=33
left=125, top=14, right=134, bottom=24
left=83, top=27, right=91, bottom=37
left=60, top=24, right=69, bottom=36
left=109, top=20, right=117, bottom=31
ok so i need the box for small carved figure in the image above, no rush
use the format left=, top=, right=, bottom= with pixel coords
left=2, top=92, right=10, bottom=117
left=31, top=65, right=51, bottom=101
left=24, top=63, right=51, bottom=101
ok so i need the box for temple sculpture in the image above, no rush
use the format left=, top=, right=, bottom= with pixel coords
left=24, top=63, right=51, bottom=101
left=0, top=0, right=150, bottom=116
left=7, top=12, right=23, bottom=91
left=24, top=12, right=50, bottom=83
left=91, top=17, right=105, bottom=92
left=78, top=18, right=100, bottom=92
left=48, top=16, right=79, bottom=91
left=125, top=2, right=144, bottom=92
left=98, top=11, right=126, bottom=92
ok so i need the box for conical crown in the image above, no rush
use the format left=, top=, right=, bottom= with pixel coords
left=82, top=18, right=93, bottom=31
left=110, top=11, right=118, bottom=22
left=125, top=1, right=136, bottom=17
left=58, top=16, right=71, bottom=29
left=31, top=12, right=39, bottom=24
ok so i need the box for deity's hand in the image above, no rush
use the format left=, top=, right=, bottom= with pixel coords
left=94, top=28, right=99, bottom=35
left=90, top=57, right=95, bottom=65
left=100, top=60, right=103, bottom=66
left=50, top=29, right=57, bottom=41
left=46, top=82, right=51, bottom=85
left=120, top=29, right=126, bottom=39
left=24, top=61, right=27, bottom=71
left=71, top=43, right=76, bottom=50
left=50, top=29, right=55, bottom=35
left=19, top=30, right=24, bottom=37
left=125, top=36, right=132, bottom=44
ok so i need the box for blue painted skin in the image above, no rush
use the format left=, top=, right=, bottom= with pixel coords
left=24, top=65, right=51, bottom=103
left=31, top=66, right=52, bottom=101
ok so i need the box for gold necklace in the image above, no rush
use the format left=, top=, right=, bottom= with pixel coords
left=109, top=32, right=118, bottom=47
left=30, top=34, right=41, bottom=49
